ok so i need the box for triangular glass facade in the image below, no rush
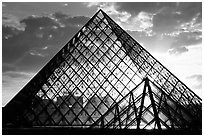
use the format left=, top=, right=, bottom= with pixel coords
left=3, top=10, right=202, bottom=131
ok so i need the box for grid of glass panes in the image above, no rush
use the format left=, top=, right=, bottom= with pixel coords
left=21, top=10, right=200, bottom=129
left=102, top=10, right=201, bottom=118
left=90, top=79, right=194, bottom=129
left=23, top=11, right=145, bottom=127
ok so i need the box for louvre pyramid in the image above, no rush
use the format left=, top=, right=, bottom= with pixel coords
left=3, top=9, right=202, bottom=131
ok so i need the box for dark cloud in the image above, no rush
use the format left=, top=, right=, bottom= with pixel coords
left=2, top=12, right=90, bottom=73
left=66, top=16, right=90, bottom=26
left=52, top=12, right=90, bottom=27
left=178, top=2, right=202, bottom=21
left=153, top=3, right=201, bottom=34
left=2, top=63, right=17, bottom=72
left=53, top=12, right=71, bottom=19
left=152, top=9, right=182, bottom=34
left=2, top=25, right=22, bottom=39
left=20, top=16, right=59, bottom=32
left=171, top=31, right=201, bottom=48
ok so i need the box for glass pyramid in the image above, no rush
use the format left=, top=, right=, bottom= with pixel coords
left=3, top=9, right=202, bottom=131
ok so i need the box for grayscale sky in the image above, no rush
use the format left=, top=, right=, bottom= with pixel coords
left=2, top=2, right=202, bottom=106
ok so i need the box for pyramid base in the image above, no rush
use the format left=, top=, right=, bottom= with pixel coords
left=3, top=127, right=202, bottom=135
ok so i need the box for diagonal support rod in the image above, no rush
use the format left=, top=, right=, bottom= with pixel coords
left=115, top=103, right=122, bottom=129
left=146, top=77, right=162, bottom=130
left=137, top=78, right=147, bottom=129
left=89, top=79, right=145, bottom=129
left=130, top=89, right=138, bottom=128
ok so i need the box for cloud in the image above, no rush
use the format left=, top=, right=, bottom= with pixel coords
left=29, top=49, right=48, bottom=57
left=113, top=3, right=194, bottom=33
left=20, top=15, right=60, bottom=31
left=3, top=71, right=33, bottom=79
left=151, top=44, right=201, bottom=97
left=178, top=2, right=202, bottom=21
left=3, top=13, right=25, bottom=30
left=116, top=2, right=201, bottom=54
left=2, top=11, right=91, bottom=106
left=2, top=12, right=90, bottom=73
left=186, top=74, right=202, bottom=90
left=152, top=8, right=182, bottom=34
left=187, top=74, right=202, bottom=82
left=85, top=2, right=101, bottom=7
left=169, top=12, right=201, bottom=38
left=117, top=2, right=201, bottom=24
left=168, top=46, right=188, bottom=55
left=2, top=25, right=23, bottom=40
left=85, top=2, right=201, bottom=56
left=51, top=12, right=90, bottom=27
left=117, top=2, right=173, bottom=15
left=61, top=3, right=69, bottom=7
left=132, top=12, right=154, bottom=35
left=84, top=2, right=154, bottom=35
left=84, top=2, right=202, bottom=56
left=2, top=63, right=17, bottom=72
left=165, top=12, right=202, bottom=55
left=65, top=16, right=90, bottom=27
left=152, top=10, right=201, bottom=55
left=127, top=30, right=175, bottom=53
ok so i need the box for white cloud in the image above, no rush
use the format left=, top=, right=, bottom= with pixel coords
left=179, top=13, right=201, bottom=33
left=132, top=12, right=154, bottom=34
left=86, top=3, right=201, bottom=96
left=152, top=44, right=202, bottom=97
left=4, top=34, right=13, bottom=40
left=59, top=3, right=69, bottom=7
left=48, top=34, right=53, bottom=39
left=85, top=2, right=101, bottom=7
left=168, top=46, right=188, bottom=55
left=29, top=50, right=47, bottom=57
left=51, top=26, right=58, bottom=29
left=42, top=46, right=48, bottom=50
left=63, top=3, right=68, bottom=7
left=3, top=71, right=33, bottom=78
left=172, top=11, right=182, bottom=15
left=3, top=13, right=25, bottom=31
left=86, top=2, right=154, bottom=35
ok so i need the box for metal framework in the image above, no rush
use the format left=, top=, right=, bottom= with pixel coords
left=3, top=9, right=202, bottom=132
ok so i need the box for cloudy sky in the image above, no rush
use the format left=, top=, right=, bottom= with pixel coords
left=2, top=2, right=202, bottom=106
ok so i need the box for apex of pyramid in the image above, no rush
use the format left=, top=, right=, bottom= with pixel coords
left=92, top=9, right=106, bottom=19
left=98, top=8, right=105, bottom=13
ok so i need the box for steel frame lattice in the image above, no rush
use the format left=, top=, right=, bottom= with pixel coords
left=3, top=9, right=201, bottom=131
